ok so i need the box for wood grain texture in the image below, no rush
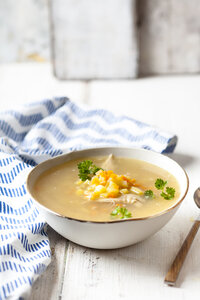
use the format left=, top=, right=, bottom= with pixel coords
left=60, top=206, right=200, bottom=300
left=29, top=226, right=68, bottom=300
left=138, top=0, right=200, bottom=75
left=0, top=0, right=50, bottom=63
left=50, top=0, right=138, bottom=79
left=164, top=220, right=200, bottom=286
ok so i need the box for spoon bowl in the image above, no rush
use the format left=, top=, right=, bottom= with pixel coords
left=194, top=187, right=200, bottom=208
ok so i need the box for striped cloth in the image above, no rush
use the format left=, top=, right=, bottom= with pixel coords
left=0, top=97, right=177, bottom=299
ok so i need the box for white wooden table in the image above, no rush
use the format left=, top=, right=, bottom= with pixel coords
left=1, top=63, right=200, bottom=300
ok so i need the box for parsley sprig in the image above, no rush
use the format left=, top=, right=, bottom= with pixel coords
left=78, top=160, right=102, bottom=181
left=111, top=206, right=132, bottom=219
left=144, top=190, right=154, bottom=198
left=155, top=178, right=167, bottom=190
left=155, top=178, right=175, bottom=200
left=161, top=187, right=175, bottom=200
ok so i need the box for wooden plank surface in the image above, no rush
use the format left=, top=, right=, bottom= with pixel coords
left=1, top=1, right=200, bottom=76
left=165, top=220, right=200, bottom=286
left=50, top=0, right=138, bottom=79
left=29, top=227, right=68, bottom=300
left=138, top=0, right=200, bottom=75
left=59, top=202, right=200, bottom=300
left=29, top=209, right=200, bottom=300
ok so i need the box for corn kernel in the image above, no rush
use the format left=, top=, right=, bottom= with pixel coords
left=130, top=186, right=143, bottom=195
left=120, top=188, right=129, bottom=194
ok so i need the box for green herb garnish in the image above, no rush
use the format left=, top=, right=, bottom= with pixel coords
left=144, top=190, right=154, bottom=198
left=78, top=160, right=102, bottom=181
left=155, top=178, right=167, bottom=190
left=155, top=178, right=175, bottom=200
left=111, top=206, right=132, bottom=219
left=161, top=187, right=176, bottom=200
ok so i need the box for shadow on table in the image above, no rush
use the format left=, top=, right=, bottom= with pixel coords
left=166, top=152, right=195, bottom=168
left=80, top=229, right=187, bottom=289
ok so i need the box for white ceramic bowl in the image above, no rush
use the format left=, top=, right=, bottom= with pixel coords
left=26, top=147, right=189, bottom=249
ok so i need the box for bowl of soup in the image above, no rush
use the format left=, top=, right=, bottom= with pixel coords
left=26, top=147, right=189, bottom=249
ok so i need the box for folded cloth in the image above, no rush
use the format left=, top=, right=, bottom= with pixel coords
left=0, top=97, right=177, bottom=299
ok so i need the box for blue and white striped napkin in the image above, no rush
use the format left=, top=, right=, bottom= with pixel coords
left=0, top=97, right=177, bottom=299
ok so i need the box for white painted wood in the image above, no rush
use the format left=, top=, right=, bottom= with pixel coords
left=1, top=1, right=200, bottom=76
left=29, top=226, right=67, bottom=300
left=139, top=0, right=200, bottom=75
left=0, top=0, right=49, bottom=62
left=50, top=0, right=138, bottom=79
left=1, top=63, right=200, bottom=299
left=61, top=208, right=200, bottom=299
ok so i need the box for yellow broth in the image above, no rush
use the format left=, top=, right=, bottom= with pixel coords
left=32, top=156, right=180, bottom=222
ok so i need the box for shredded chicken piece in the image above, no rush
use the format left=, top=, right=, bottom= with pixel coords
left=96, top=193, right=144, bottom=205
left=101, top=154, right=115, bottom=170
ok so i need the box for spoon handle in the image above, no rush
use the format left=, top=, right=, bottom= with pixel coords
left=164, top=220, right=200, bottom=286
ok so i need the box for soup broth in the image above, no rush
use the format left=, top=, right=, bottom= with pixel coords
left=33, top=156, right=180, bottom=222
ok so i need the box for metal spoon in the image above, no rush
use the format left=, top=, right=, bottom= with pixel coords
left=164, top=187, right=200, bottom=286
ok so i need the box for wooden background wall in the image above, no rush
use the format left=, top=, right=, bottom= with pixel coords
left=138, top=0, right=200, bottom=76
left=51, top=0, right=200, bottom=79
left=1, top=0, right=200, bottom=78
left=0, top=0, right=50, bottom=63
left=50, top=0, right=138, bottom=79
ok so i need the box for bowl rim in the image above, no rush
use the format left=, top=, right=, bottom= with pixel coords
left=26, top=146, right=189, bottom=224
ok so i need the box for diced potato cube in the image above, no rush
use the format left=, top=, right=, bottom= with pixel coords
left=89, top=185, right=107, bottom=200
left=113, top=177, right=124, bottom=187
left=107, top=190, right=119, bottom=198
left=96, top=169, right=104, bottom=176
left=130, top=186, right=143, bottom=195
left=98, top=176, right=106, bottom=185
left=83, top=179, right=90, bottom=185
left=91, top=176, right=100, bottom=185
left=121, top=180, right=128, bottom=188
left=107, top=182, right=119, bottom=197
left=94, top=185, right=107, bottom=194
left=100, top=192, right=109, bottom=198
left=90, top=193, right=99, bottom=200
left=106, top=170, right=114, bottom=177
left=107, top=181, right=119, bottom=190
left=76, top=179, right=83, bottom=185
left=120, top=188, right=129, bottom=194
left=87, top=185, right=96, bottom=191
